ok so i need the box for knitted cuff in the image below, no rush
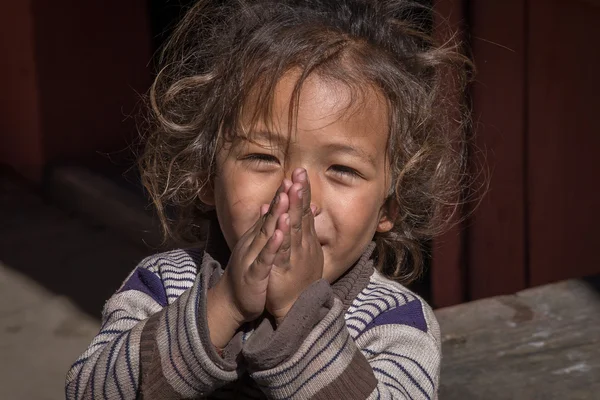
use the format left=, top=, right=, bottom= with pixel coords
left=243, top=279, right=333, bottom=371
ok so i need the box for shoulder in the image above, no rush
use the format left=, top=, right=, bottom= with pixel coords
left=136, top=247, right=205, bottom=274
left=345, top=270, right=440, bottom=345
left=116, top=247, right=206, bottom=306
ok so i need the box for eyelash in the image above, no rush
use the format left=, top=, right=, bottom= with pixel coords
left=242, top=153, right=280, bottom=165
left=242, top=154, right=362, bottom=179
left=330, top=165, right=361, bottom=179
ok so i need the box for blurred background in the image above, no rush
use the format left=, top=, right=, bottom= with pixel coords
left=0, top=1, right=598, bottom=399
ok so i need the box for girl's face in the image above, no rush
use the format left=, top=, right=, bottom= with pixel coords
left=206, top=71, right=394, bottom=283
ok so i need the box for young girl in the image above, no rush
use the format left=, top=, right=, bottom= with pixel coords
left=66, top=0, right=470, bottom=398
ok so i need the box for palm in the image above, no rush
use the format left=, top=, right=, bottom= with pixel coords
left=266, top=242, right=324, bottom=322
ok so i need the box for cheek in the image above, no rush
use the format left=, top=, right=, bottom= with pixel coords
left=216, top=178, right=257, bottom=241
left=214, top=166, right=281, bottom=246
left=329, top=190, right=381, bottom=233
left=323, top=187, right=382, bottom=268
left=321, top=189, right=382, bottom=283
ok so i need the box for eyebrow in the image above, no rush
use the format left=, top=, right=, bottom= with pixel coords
left=238, top=130, right=377, bottom=166
left=324, top=142, right=377, bottom=166
left=238, top=129, right=287, bottom=144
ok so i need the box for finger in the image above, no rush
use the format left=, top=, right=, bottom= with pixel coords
left=309, top=204, right=318, bottom=235
left=300, top=180, right=314, bottom=242
left=265, top=180, right=291, bottom=216
left=248, top=229, right=282, bottom=281
left=292, top=169, right=313, bottom=244
left=281, top=178, right=293, bottom=194
left=249, top=191, right=289, bottom=253
left=260, top=203, right=270, bottom=217
left=252, top=192, right=282, bottom=247
left=294, top=169, right=312, bottom=220
left=274, top=178, right=292, bottom=198
left=273, top=213, right=291, bottom=268
left=288, top=182, right=304, bottom=247
left=238, top=191, right=285, bottom=251
left=304, top=202, right=317, bottom=240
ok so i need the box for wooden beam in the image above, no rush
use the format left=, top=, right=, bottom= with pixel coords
left=437, top=276, right=600, bottom=398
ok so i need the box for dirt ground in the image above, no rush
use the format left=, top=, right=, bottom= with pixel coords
left=0, top=170, right=151, bottom=400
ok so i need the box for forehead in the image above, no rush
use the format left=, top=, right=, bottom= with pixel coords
left=240, top=70, right=389, bottom=156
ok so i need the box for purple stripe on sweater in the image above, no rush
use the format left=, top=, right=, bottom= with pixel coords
left=118, top=268, right=168, bottom=307
left=373, top=367, right=413, bottom=399
left=363, top=300, right=427, bottom=333
left=103, top=331, right=125, bottom=399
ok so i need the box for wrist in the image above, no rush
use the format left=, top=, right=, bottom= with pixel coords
left=271, top=304, right=294, bottom=327
left=206, top=283, right=244, bottom=348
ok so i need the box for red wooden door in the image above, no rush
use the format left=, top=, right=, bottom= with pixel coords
left=432, top=0, right=529, bottom=306
left=431, top=0, right=600, bottom=307
left=527, top=0, right=600, bottom=285
left=0, top=1, right=152, bottom=180
left=466, top=0, right=528, bottom=301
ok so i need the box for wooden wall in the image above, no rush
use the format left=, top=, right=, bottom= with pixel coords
left=0, top=1, right=152, bottom=180
left=0, top=2, right=43, bottom=180
left=527, top=0, right=600, bottom=285
left=432, top=0, right=600, bottom=307
left=467, top=0, right=528, bottom=300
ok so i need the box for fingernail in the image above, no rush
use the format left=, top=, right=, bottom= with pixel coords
left=298, top=189, right=303, bottom=199
left=285, top=215, right=290, bottom=225
left=298, top=170, right=307, bottom=182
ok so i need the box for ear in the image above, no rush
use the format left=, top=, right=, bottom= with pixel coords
left=376, top=199, right=398, bottom=233
left=198, top=181, right=215, bottom=206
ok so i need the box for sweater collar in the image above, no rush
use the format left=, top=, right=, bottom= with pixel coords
left=331, top=242, right=376, bottom=311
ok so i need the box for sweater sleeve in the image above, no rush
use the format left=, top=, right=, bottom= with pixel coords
left=242, top=279, right=441, bottom=399
left=65, top=253, right=243, bottom=400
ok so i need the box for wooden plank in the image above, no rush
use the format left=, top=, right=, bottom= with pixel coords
left=430, top=0, right=467, bottom=308
left=466, top=0, right=527, bottom=299
left=436, top=277, right=600, bottom=399
left=527, top=0, right=600, bottom=285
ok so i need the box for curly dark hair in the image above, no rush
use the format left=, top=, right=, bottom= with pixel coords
left=139, top=0, right=474, bottom=285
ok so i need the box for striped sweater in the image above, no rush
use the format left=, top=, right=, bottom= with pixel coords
left=66, top=242, right=441, bottom=399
